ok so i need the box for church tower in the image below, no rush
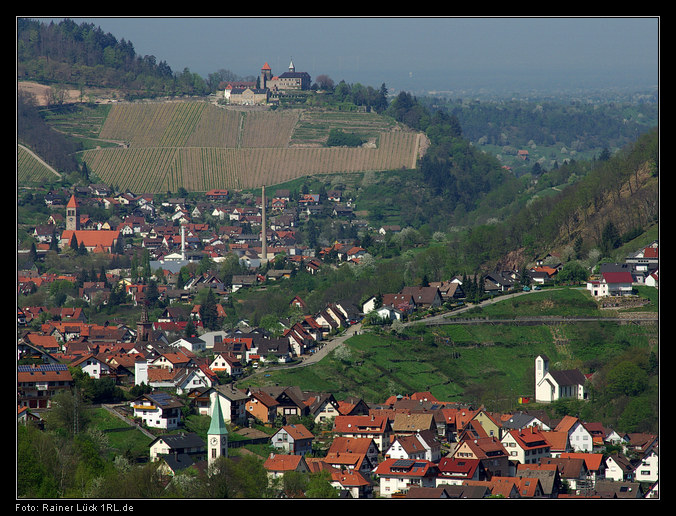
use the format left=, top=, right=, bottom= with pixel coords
left=136, top=303, right=152, bottom=343
left=208, top=393, right=228, bottom=470
left=66, top=195, right=80, bottom=231
left=535, top=354, right=549, bottom=386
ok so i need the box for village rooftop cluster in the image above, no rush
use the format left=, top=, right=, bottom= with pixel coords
left=18, top=184, right=659, bottom=499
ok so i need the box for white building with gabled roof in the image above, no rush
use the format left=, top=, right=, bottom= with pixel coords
left=535, top=355, right=588, bottom=404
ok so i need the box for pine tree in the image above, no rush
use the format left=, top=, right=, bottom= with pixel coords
left=200, top=289, right=220, bottom=331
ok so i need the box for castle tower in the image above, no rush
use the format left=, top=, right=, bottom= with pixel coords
left=66, top=195, right=80, bottom=231
left=288, top=58, right=295, bottom=72
left=208, top=393, right=228, bottom=470
left=261, top=62, right=272, bottom=89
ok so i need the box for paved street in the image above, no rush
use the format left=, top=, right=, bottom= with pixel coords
left=253, top=322, right=363, bottom=374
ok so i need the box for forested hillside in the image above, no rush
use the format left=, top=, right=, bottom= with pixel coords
left=17, top=91, right=81, bottom=174
left=17, top=18, right=213, bottom=97
left=471, top=126, right=658, bottom=269
left=17, top=17, right=659, bottom=274
left=426, top=97, right=657, bottom=153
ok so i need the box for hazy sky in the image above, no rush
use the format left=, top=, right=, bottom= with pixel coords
left=36, top=17, right=659, bottom=94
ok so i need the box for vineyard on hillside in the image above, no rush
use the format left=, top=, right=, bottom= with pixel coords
left=82, top=101, right=425, bottom=192
left=17, top=145, right=61, bottom=184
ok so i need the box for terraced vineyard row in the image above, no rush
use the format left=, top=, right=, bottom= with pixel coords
left=99, top=101, right=241, bottom=148
left=240, top=110, right=300, bottom=148
left=17, top=145, right=60, bottom=184
left=85, top=101, right=424, bottom=192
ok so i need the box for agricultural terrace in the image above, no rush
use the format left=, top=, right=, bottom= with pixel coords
left=17, top=145, right=61, bottom=184
left=82, top=101, right=425, bottom=192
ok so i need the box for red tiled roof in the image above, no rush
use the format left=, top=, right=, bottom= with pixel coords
left=334, top=415, right=388, bottom=434
left=61, top=229, right=119, bottom=251
left=643, top=246, right=658, bottom=258
left=602, top=271, right=633, bottom=284
left=560, top=452, right=605, bottom=471
left=331, top=469, right=370, bottom=487
left=372, top=458, right=435, bottom=477
left=264, top=453, right=304, bottom=472
left=280, top=424, right=314, bottom=440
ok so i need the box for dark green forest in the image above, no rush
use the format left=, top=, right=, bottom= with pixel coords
left=423, top=96, right=658, bottom=155
left=17, top=91, right=82, bottom=174
left=17, top=18, right=213, bottom=97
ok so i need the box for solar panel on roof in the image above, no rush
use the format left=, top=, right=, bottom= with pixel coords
left=392, top=459, right=415, bottom=468
left=149, top=392, right=174, bottom=404
left=18, top=364, right=67, bottom=372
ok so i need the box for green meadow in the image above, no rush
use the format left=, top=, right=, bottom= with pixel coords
left=239, top=287, right=658, bottom=411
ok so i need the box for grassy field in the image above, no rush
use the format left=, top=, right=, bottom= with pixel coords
left=238, top=287, right=658, bottom=409
left=87, top=407, right=152, bottom=461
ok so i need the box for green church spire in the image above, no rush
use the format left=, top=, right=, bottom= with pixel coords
left=208, top=395, right=228, bottom=436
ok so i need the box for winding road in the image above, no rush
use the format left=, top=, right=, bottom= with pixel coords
left=249, top=288, right=656, bottom=375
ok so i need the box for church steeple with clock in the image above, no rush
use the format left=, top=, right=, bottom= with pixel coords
left=207, top=394, right=228, bottom=469
left=66, top=195, right=80, bottom=231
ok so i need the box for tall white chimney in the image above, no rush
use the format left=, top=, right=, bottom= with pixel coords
left=261, top=185, right=267, bottom=263
left=181, top=224, right=186, bottom=260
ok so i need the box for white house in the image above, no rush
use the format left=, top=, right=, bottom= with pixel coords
left=169, top=336, right=207, bottom=353
left=605, top=454, right=634, bottom=482
left=149, top=433, right=205, bottom=462
left=172, top=367, right=215, bottom=395
left=645, top=270, right=658, bottom=288
left=555, top=415, right=594, bottom=453
left=362, top=296, right=379, bottom=314
left=386, top=435, right=427, bottom=462
left=131, top=392, right=183, bottom=430
left=604, top=428, right=624, bottom=446
left=500, top=427, right=552, bottom=464
left=134, top=358, right=148, bottom=386
left=199, top=330, right=229, bottom=350
left=271, top=424, right=314, bottom=456
left=209, top=353, right=243, bottom=377
left=535, top=355, right=587, bottom=403
left=634, top=450, right=659, bottom=483
left=586, top=271, right=634, bottom=298
left=372, top=458, right=437, bottom=498
left=375, top=305, right=403, bottom=322
left=385, top=431, right=441, bottom=462
left=205, top=384, right=250, bottom=426
left=71, top=354, right=111, bottom=380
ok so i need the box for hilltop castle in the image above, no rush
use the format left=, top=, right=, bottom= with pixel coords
left=224, top=60, right=312, bottom=106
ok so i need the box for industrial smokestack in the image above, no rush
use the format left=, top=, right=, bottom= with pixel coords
left=261, top=185, right=267, bottom=264
left=181, top=224, right=186, bottom=260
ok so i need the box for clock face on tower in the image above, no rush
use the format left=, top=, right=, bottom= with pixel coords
left=210, top=437, right=218, bottom=445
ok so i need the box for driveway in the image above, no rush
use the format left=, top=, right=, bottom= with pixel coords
left=254, top=322, right=363, bottom=373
